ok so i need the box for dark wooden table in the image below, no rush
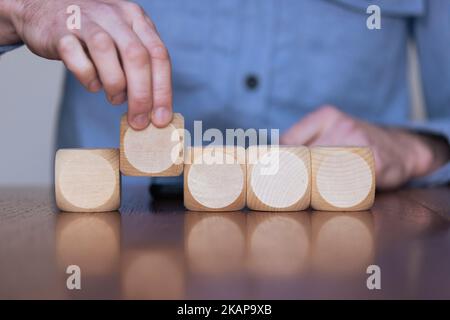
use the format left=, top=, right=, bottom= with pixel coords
left=0, top=186, right=449, bottom=299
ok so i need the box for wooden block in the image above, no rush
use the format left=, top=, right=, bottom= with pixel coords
left=246, top=145, right=311, bottom=211
left=184, top=146, right=246, bottom=211
left=120, top=113, right=184, bottom=176
left=311, top=147, right=375, bottom=211
left=55, top=149, right=121, bottom=212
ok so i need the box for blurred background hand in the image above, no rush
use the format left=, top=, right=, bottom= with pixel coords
left=281, top=106, right=450, bottom=190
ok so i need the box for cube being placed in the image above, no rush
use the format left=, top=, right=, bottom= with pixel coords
left=184, top=146, right=246, bottom=211
left=311, top=147, right=375, bottom=211
left=55, top=149, right=121, bottom=212
left=246, top=145, right=311, bottom=211
left=120, top=113, right=184, bottom=176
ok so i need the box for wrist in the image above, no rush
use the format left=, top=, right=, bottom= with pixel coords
left=407, top=131, right=450, bottom=178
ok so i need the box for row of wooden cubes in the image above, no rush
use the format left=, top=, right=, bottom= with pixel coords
left=55, top=113, right=375, bottom=212
left=184, top=145, right=375, bottom=212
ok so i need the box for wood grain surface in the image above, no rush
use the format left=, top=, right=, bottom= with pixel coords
left=311, top=147, right=375, bottom=211
left=0, top=185, right=449, bottom=299
left=184, top=146, right=246, bottom=211
left=246, top=145, right=311, bottom=211
left=55, top=149, right=121, bottom=212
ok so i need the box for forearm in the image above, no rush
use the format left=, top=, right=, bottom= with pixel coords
left=0, top=0, right=21, bottom=45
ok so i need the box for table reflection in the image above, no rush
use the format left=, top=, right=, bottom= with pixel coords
left=311, top=211, right=375, bottom=277
left=55, top=208, right=378, bottom=298
left=3, top=186, right=448, bottom=299
left=55, top=211, right=121, bottom=276
left=121, top=249, right=185, bottom=299
left=247, top=212, right=311, bottom=277
left=184, top=212, right=246, bottom=276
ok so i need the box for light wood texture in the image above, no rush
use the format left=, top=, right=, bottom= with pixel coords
left=120, top=113, right=184, bottom=176
left=246, top=145, right=311, bottom=211
left=184, top=146, right=246, bottom=211
left=311, top=147, right=375, bottom=211
left=55, top=149, right=120, bottom=212
left=1, top=186, right=450, bottom=299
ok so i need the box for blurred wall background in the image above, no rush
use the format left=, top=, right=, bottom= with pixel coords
left=0, top=47, right=64, bottom=186
left=0, top=43, right=425, bottom=186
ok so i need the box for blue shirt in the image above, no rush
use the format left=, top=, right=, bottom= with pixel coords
left=2, top=0, right=450, bottom=187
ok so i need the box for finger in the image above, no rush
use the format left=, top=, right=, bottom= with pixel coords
left=82, top=23, right=127, bottom=105
left=132, top=16, right=173, bottom=128
left=307, top=135, right=335, bottom=146
left=57, top=34, right=102, bottom=92
left=280, top=105, right=342, bottom=145
left=280, top=111, right=324, bottom=145
left=99, top=19, right=153, bottom=130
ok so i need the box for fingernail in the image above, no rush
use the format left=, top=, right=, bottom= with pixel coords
left=152, top=107, right=171, bottom=127
left=88, top=79, right=102, bottom=92
left=111, top=92, right=126, bottom=105
left=131, top=113, right=150, bottom=129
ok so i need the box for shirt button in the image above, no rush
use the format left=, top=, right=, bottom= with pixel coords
left=245, top=74, right=259, bottom=90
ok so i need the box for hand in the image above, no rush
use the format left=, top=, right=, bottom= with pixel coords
left=0, top=0, right=172, bottom=130
left=281, top=106, right=450, bottom=189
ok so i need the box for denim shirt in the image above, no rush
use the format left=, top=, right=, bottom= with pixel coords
left=2, top=0, right=450, bottom=187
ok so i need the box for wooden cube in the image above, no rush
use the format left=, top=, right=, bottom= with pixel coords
left=246, top=145, right=311, bottom=211
left=311, top=147, right=375, bottom=211
left=184, top=146, right=246, bottom=211
left=55, top=149, right=121, bottom=212
left=120, top=113, right=184, bottom=176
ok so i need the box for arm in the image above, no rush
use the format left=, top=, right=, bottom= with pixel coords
left=406, top=0, right=450, bottom=187
left=0, top=0, right=173, bottom=130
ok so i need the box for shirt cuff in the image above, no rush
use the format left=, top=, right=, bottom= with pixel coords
left=397, top=120, right=450, bottom=187
left=0, top=43, right=23, bottom=55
